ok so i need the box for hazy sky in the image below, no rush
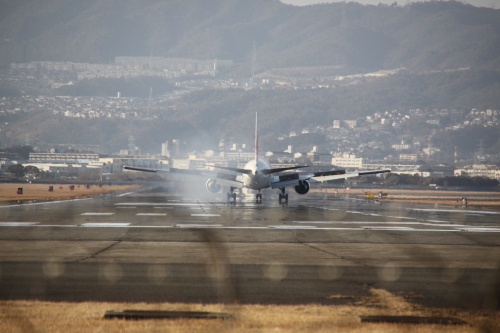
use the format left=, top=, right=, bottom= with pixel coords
left=280, top=0, right=498, bottom=9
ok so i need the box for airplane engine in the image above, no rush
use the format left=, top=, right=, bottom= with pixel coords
left=206, top=179, right=221, bottom=193
left=294, top=180, right=310, bottom=195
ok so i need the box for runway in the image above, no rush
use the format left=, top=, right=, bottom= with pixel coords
left=1, top=185, right=500, bottom=309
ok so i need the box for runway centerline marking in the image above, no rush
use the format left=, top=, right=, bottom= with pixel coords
left=136, top=213, right=167, bottom=216
left=81, top=213, right=115, bottom=216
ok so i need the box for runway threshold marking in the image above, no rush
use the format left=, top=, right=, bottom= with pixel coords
left=80, top=213, right=115, bottom=216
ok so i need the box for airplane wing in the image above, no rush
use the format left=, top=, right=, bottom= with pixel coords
left=308, top=169, right=391, bottom=183
left=123, top=166, right=244, bottom=188
left=270, top=169, right=391, bottom=188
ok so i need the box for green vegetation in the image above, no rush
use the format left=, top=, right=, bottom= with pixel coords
left=6, top=164, right=24, bottom=177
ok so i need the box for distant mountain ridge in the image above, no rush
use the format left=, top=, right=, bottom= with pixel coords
left=1, top=0, right=499, bottom=73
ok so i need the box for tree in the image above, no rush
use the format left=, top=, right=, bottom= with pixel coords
left=24, top=166, right=40, bottom=177
left=6, top=164, right=24, bottom=177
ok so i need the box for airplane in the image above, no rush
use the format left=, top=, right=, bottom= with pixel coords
left=123, top=113, right=391, bottom=203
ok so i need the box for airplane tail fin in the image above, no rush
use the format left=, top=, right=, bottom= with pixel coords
left=254, top=112, right=258, bottom=165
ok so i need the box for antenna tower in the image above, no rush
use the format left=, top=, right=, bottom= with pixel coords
left=147, top=87, right=153, bottom=112
left=251, top=40, right=257, bottom=78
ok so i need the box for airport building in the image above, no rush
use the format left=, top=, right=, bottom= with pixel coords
left=331, top=153, right=364, bottom=169
left=454, top=164, right=500, bottom=180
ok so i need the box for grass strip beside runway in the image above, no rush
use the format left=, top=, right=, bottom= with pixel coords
left=0, top=183, right=139, bottom=202
left=1, top=288, right=498, bottom=333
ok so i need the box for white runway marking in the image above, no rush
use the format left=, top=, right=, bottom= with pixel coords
left=363, top=227, right=414, bottom=230
left=82, top=223, right=130, bottom=227
left=136, top=213, right=167, bottom=216
left=408, top=208, right=500, bottom=215
left=175, top=224, right=223, bottom=228
left=191, top=214, right=221, bottom=217
left=116, top=203, right=210, bottom=206
left=387, top=216, right=418, bottom=220
left=81, top=213, right=115, bottom=216
left=294, top=221, right=423, bottom=225
left=421, top=223, right=466, bottom=227
left=116, top=192, right=134, bottom=197
left=269, top=225, right=317, bottom=229
left=0, top=197, right=90, bottom=209
left=458, top=227, right=500, bottom=232
left=154, top=207, right=174, bottom=209
left=0, top=222, right=39, bottom=226
left=1, top=223, right=500, bottom=232
left=426, top=220, right=449, bottom=223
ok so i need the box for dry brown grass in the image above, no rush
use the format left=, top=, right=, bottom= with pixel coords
left=1, top=288, right=498, bottom=333
left=0, top=183, right=139, bottom=202
left=312, top=188, right=500, bottom=206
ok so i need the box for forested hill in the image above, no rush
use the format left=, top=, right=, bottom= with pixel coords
left=1, top=0, right=500, bottom=73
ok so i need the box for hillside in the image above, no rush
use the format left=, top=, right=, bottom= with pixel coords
left=4, top=69, right=500, bottom=154
left=1, top=1, right=500, bottom=73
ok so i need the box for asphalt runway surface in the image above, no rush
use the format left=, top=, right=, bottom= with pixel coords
left=1, top=185, right=500, bottom=309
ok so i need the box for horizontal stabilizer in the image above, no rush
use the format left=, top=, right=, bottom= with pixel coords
left=313, top=170, right=346, bottom=177
left=207, top=165, right=252, bottom=174
left=261, top=165, right=308, bottom=175
left=359, top=169, right=391, bottom=175
left=124, top=166, right=167, bottom=173
left=169, top=168, right=206, bottom=176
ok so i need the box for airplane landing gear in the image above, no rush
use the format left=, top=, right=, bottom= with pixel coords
left=278, top=188, right=288, bottom=204
left=256, top=191, right=262, bottom=203
left=227, top=187, right=236, bottom=204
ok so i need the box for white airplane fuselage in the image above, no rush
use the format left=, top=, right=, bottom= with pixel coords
left=242, top=159, right=272, bottom=190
